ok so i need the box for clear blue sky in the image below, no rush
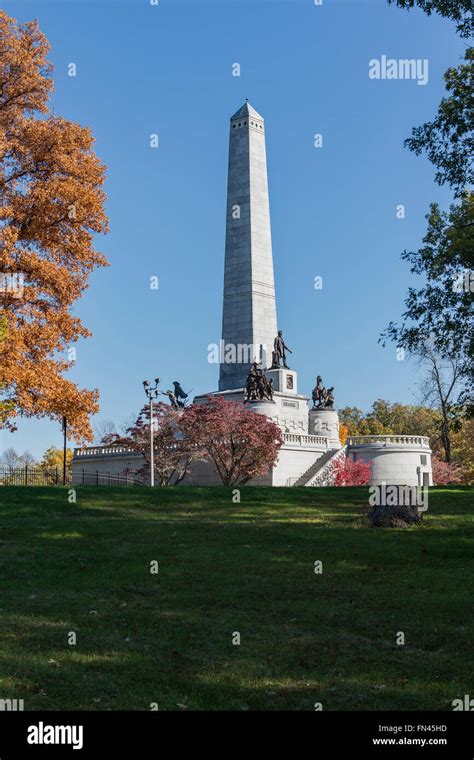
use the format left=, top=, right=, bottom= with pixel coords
left=2, top=0, right=466, bottom=459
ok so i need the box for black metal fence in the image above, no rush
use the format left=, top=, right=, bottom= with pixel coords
left=0, top=466, right=69, bottom=486
left=0, top=466, right=143, bottom=487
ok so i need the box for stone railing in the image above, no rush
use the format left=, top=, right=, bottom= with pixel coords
left=307, top=445, right=347, bottom=487
left=283, top=433, right=329, bottom=447
left=346, top=435, right=430, bottom=447
left=73, top=446, right=141, bottom=458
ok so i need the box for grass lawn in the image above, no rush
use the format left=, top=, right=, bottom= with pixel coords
left=0, top=485, right=472, bottom=711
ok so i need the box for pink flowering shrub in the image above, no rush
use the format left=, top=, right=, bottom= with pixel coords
left=332, top=456, right=372, bottom=486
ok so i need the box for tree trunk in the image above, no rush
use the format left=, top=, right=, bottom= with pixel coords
left=441, top=414, right=452, bottom=463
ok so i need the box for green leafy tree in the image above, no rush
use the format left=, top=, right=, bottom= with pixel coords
left=451, top=418, right=474, bottom=483
left=339, top=398, right=471, bottom=478
left=387, top=1, right=473, bottom=39
left=381, top=195, right=473, bottom=406
left=383, top=3, right=473, bottom=407
left=40, top=445, right=73, bottom=470
left=404, top=49, right=473, bottom=197
left=339, top=401, right=440, bottom=440
left=337, top=407, right=365, bottom=436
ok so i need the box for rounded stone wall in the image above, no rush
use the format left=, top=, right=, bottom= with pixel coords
left=346, top=435, right=432, bottom=487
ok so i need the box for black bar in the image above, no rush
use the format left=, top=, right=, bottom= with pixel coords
left=0, top=711, right=471, bottom=759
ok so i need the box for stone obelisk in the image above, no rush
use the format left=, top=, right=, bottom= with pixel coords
left=218, top=101, right=278, bottom=391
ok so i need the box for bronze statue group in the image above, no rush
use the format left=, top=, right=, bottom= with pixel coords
left=162, top=332, right=335, bottom=411
left=243, top=331, right=335, bottom=409
left=311, top=375, right=335, bottom=410
left=161, top=381, right=189, bottom=410
left=245, top=362, right=274, bottom=401
left=244, top=329, right=291, bottom=402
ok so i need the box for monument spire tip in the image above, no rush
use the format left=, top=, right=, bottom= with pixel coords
left=230, top=100, right=264, bottom=122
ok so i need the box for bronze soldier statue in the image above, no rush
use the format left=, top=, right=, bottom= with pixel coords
left=311, top=375, right=324, bottom=408
left=245, top=362, right=260, bottom=401
left=311, top=376, right=335, bottom=409
left=325, top=387, right=335, bottom=409
left=265, top=376, right=274, bottom=401
left=173, top=381, right=188, bottom=404
left=162, top=389, right=179, bottom=410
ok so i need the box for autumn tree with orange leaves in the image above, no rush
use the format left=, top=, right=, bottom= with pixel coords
left=0, top=11, right=108, bottom=442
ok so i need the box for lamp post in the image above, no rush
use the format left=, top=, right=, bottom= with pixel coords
left=143, top=378, right=160, bottom=487
left=62, top=416, right=67, bottom=485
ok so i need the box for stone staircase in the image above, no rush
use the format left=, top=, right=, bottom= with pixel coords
left=294, top=445, right=347, bottom=487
